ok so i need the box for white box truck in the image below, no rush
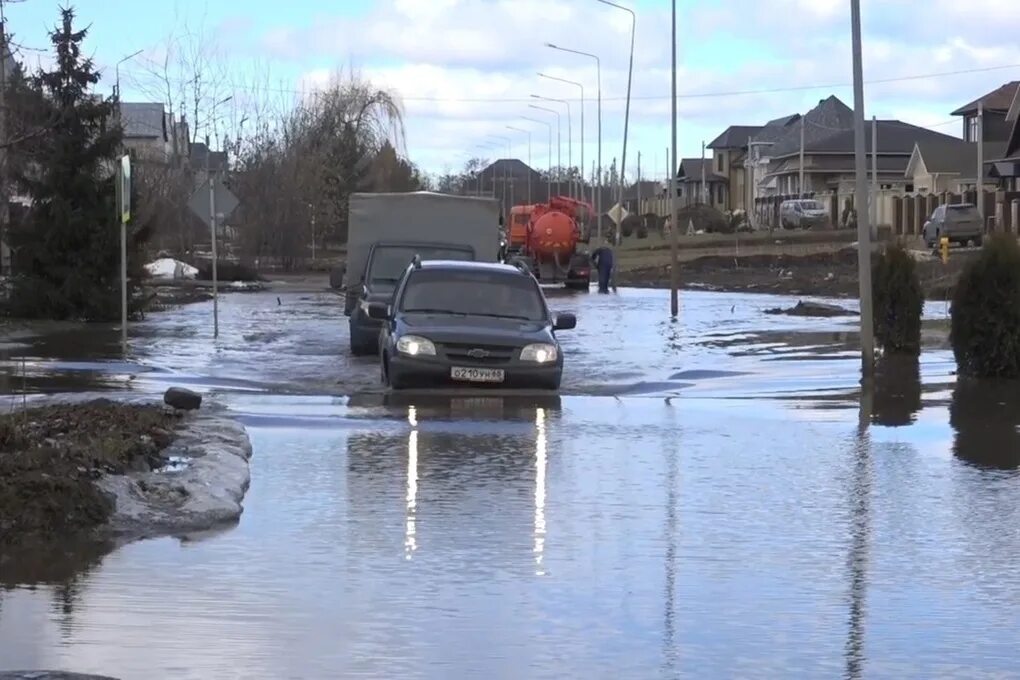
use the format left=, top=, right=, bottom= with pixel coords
left=341, top=191, right=501, bottom=355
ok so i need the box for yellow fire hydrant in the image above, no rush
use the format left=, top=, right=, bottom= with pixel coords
left=940, top=236, right=950, bottom=264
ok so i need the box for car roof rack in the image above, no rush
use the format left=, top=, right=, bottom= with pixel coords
left=411, top=254, right=422, bottom=269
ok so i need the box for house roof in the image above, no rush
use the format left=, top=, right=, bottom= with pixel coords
left=770, top=154, right=911, bottom=178
left=707, top=125, right=764, bottom=150
left=905, top=139, right=1007, bottom=177
left=120, top=102, right=167, bottom=139
left=768, top=96, right=856, bottom=158
left=189, top=142, right=228, bottom=172
left=771, top=119, right=960, bottom=159
left=624, top=180, right=663, bottom=200
left=480, top=158, right=540, bottom=178
left=951, top=81, right=1020, bottom=116
left=750, top=113, right=801, bottom=146
left=676, top=158, right=727, bottom=183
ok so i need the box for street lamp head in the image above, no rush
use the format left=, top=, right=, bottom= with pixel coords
left=545, top=43, right=557, bottom=49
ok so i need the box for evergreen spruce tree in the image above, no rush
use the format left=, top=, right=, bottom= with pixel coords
left=9, top=8, right=148, bottom=320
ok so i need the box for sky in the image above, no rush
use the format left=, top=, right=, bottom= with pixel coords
left=5, top=0, right=1020, bottom=179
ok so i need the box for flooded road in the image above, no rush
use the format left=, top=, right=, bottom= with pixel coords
left=3, top=283, right=1020, bottom=678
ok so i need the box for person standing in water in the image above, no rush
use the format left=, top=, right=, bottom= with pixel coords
left=591, top=238, right=615, bottom=294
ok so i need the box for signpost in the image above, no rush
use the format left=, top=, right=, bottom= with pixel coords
left=187, top=144, right=240, bottom=340
left=116, top=154, right=131, bottom=351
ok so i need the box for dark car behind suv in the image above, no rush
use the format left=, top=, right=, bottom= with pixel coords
left=368, top=260, right=576, bottom=390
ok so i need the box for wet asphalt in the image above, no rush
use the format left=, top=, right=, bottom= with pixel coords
left=2, top=282, right=1019, bottom=679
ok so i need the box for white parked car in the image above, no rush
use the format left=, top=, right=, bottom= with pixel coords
left=779, top=199, right=830, bottom=230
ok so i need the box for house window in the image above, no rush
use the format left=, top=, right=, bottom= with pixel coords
left=716, top=184, right=724, bottom=204
left=967, top=114, right=980, bottom=142
left=716, top=153, right=724, bottom=173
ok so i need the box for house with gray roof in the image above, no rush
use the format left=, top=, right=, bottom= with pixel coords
left=118, top=102, right=179, bottom=161
left=905, top=139, right=1005, bottom=194
left=951, top=81, right=1019, bottom=144
left=984, top=84, right=1020, bottom=191
left=676, top=158, right=728, bottom=210
left=757, top=95, right=959, bottom=197
left=706, top=124, right=764, bottom=212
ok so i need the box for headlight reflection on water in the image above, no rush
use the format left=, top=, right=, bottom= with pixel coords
left=534, top=407, right=547, bottom=576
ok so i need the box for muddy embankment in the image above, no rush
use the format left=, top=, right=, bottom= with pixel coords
left=0, top=397, right=252, bottom=552
left=616, top=246, right=976, bottom=300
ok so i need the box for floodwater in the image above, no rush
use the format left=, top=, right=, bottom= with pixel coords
left=2, top=283, right=1020, bottom=679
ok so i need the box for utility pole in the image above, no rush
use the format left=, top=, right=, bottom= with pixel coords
left=850, top=0, right=874, bottom=378
left=206, top=134, right=219, bottom=339
left=799, top=121, right=805, bottom=197
left=0, top=10, right=9, bottom=277
left=700, top=141, right=706, bottom=205
left=669, top=0, right=679, bottom=318
left=637, top=151, right=642, bottom=214
left=977, top=100, right=985, bottom=226
left=871, top=115, right=878, bottom=233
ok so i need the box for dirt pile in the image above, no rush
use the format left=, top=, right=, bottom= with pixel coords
left=0, top=400, right=182, bottom=544
left=616, top=247, right=978, bottom=299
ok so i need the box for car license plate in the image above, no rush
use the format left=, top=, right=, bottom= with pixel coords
left=451, top=367, right=505, bottom=383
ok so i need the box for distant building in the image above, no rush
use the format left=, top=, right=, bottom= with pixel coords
left=119, top=102, right=174, bottom=161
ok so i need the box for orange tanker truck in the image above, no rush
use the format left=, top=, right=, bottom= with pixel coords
left=505, top=196, right=592, bottom=290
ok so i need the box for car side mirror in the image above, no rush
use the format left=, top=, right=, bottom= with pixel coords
left=367, top=302, right=390, bottom=320
left=553, top=313, right=576, bottom=331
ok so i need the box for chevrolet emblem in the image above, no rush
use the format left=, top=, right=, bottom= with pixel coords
left=467, top=348, right=490, bottom=359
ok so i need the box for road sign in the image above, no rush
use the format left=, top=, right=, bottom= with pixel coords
left=118, top=155, right=131, bottom=223
left=607, top=202, right=629, bottom=226
left=188, top=174, right=240, bottom=227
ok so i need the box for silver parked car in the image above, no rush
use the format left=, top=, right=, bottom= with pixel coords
left=923, top=203, right=983, bottom=249
left=779, top=199, right=830, bottom=229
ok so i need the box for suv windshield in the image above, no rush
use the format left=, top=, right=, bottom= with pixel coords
left=798, top=201, right=823, bottom=211
left=368, top=246, right=473, bottom=284
left=400, top=269, right=547, bottom=321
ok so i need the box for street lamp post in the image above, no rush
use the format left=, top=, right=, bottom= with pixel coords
left=115, top=49, right=144, bottom=100
left=523, top=116, right=554, bottom=200
left=507, top=125, right=533, bottom=203
left=532, top=94, right=573, bottom=199
left=475, top=143, right=499, bottom=197
left=538, top=73, right=585, bottom=207
left=546, top=43, right=601, bottom=237
left=595, top=0, right=635, bottom=245
left=529, top=104, right=561, bottom=197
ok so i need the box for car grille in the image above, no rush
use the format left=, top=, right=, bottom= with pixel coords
left=441, top=342, right=518, bottom=364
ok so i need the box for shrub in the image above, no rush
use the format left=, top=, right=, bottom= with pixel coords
left=872, top=241, right=924, bottom=355
left=950, top=233, right=1020, bottom=378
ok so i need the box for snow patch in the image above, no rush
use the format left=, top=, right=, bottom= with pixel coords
left=145, top=258, right=199, bottom=280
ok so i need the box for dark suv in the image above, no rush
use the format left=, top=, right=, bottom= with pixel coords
left=367, top=260, right=576, bottom=391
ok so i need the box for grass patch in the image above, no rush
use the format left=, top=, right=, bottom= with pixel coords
left=0, top=400, right=182, bottom=545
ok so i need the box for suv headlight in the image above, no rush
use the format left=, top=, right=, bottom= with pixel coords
left=520, top=343, right=557, bottom=363
left=396, top=335, right=436, bottom=357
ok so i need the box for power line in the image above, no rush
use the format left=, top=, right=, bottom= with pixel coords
left=116, top=62, right=1020, bottom=104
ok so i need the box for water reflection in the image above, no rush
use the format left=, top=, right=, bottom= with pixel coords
left=871, top=355, right=922, bottom=427
left=533, top=407, right=547, bottom=576
left=951, top=379, right=1020, bottom=470
left=405, top=406, right=418, bottom=559
left=845, top=390, right=873, bottom=679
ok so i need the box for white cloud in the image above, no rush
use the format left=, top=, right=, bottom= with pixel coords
left=264, top=0, right=1020, bottom=175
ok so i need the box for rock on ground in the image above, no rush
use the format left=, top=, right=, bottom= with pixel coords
left=97, top=413, right=252, bottom=539
left=164, top=386, right=202, bottom=411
